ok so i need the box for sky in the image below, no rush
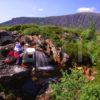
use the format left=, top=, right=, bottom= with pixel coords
left=0, top=0, right=100, bottom=23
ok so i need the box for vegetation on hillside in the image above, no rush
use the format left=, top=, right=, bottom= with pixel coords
left=50, top=70, right=100, bottom=100
left=0, top=23, right=99, bottom=66
left=0, top=23, right=100, bottom=99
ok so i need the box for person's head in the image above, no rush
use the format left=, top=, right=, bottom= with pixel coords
left=25, top=43, right=30, bottom=47
left=20, top=41, right=25, bottom=46
left=25, top=41, right=36, bottom=48
left=30, top=42, right=36, bottom=48
left=15, top=37, right=20, bottom=42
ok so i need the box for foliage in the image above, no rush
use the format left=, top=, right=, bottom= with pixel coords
left=50, top=70, right=86, bottom=100
left=0, top=25, right=11, bottom=30
left=86, top=41, right=100, bottom=65
left=8, top=25, right=21, bottom=31
left=64, top=27, right=83, bottom=35
left=40, top=25, right=64, bottom=34
left=0, top=23, right=100, bottom=99
left=81, top=22, right=96, bottom=41
left=0, top=23, right=98, bottom=66
left=81, top=29, right=96, bottom=41
left=62, top=41, right=78, bottom=57
left=52, top=35, right=62, bottom=47
left=20, top=24, right=36, bottom=31
left=80, top=84, right=100, bottom=100
left=80, top=23, right=100, bottom=66
left=50, top=70, right=100, bottom=100
left=22, top=27, right=40, bottom=35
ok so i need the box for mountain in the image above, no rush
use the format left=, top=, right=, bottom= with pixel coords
left=1, top=12, right=100, bottom=30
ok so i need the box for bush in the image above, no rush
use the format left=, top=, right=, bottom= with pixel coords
left=8, top=25, right=21, bottom=31
left=0, top=25, right=11, bottom=30
left=22, top=27, right=39, bottom=35
left=81, top=22, right=96, bottom=41
left=20, top=24, right=38, bottom=31
left=50, top=70, right=100, bottom=100
left=80, top=84, right=100, bottom=100
left=50, top=70, right=86, bottom=100
left=40, top=25, right=64, bottom=34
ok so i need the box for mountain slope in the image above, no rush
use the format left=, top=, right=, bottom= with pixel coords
left=1, top=12, right=100, bottom=30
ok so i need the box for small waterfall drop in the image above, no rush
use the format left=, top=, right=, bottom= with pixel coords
left=33, top=50, right=54, bottom=70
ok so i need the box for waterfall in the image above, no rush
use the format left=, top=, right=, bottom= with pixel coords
left=33, top=50, right=54, bottom=70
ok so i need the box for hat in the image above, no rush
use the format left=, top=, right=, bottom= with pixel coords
left=25, top=43, right=30, bottom=46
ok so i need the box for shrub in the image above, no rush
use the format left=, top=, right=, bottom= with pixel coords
left=40, top=25, right=64, bottom=34
left=20, top=24, right=38, bottom=31
left=50, top=70, right=86, bottom=100
left=0, top=25, right=11, bottom=30
left=81, top=22, right=96, bottom=41
left=80, top=84, right=100, bottom=100
left=50, top=70, right=100, bottom=100
left=8, top=25, right=21, bottom=31
left=22, top=27, right=39, bottom=35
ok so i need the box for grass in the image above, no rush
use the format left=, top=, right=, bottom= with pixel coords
left=94, top=66, right=100, bottom=84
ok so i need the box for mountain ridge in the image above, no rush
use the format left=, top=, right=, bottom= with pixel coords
left=1, top=12, right=100, bottom=30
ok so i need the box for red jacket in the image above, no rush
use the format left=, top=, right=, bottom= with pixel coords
left=8, top=51, right=19, bottom=59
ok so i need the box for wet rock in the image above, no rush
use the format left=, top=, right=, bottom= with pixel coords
left=36, top=86, right=52, bottom=100
left=36, top=78, right=58, bottom=100
left=0, top=65, right=30, bottom=91
left=21, top=77, right=50, bottom=100
left=21, top=79, right=42, bottom=100
left=0, top=30, right=14, bottom=46
left=1, top=44, right=15, bottom=50
left=0, top=65, right=27, bottom=77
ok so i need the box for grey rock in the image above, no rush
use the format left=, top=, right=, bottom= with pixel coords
left=0, top=30, right=14, bottom=46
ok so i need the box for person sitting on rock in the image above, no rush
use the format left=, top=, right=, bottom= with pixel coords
left=14, top=41, right=25, bottom=65
left=22, top=42, right=36, bottom=68
left=14, top=40, right=24, bottom=53
left=2, top=48, right=18, bottom=64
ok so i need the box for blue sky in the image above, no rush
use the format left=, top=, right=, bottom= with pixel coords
left=0, top=0, right=100, bottom=22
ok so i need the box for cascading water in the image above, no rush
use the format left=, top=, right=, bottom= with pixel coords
left=33, top=50, right=54, bottom=70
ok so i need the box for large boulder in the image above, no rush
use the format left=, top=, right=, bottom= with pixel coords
left=0, top=65, right=30, bottom=90
left=0, top=30, right=14, bottom=46
left=0, top=65, right=31, bottom=99
left=0, top=64, right=50, bottom=99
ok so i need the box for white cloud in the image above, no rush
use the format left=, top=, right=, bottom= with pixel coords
left=77, top=7, right=96, bottom=12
